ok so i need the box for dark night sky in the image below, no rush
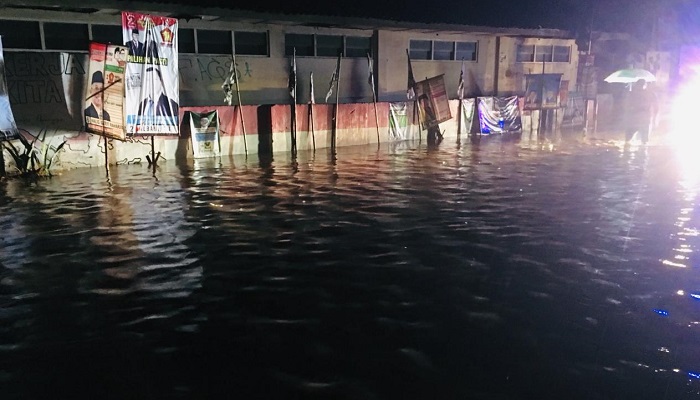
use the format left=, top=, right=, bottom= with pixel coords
left=216, top=0, right=700, bottom=44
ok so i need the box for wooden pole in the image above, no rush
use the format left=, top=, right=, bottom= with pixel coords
left=150, top=136, right=156, bottom=173
left=232, top=52, right=248, bottom=155
left=104, top=136, right=109, bottom=176
left=101, top=85, right=109, bottom=177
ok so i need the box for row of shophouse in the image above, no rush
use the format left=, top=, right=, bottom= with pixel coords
left=0, top=0, right=582, bottom=167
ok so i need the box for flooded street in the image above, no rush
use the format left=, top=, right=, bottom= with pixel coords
left=1, top=135, right=700, bottom=399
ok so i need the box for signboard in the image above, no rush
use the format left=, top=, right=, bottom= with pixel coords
left=415, top=74, right=452, bottom=129
left=84, top=42, right=127, bottom=140
left=122, top=11, right=179, bottom=136
left=189, top=110, right=220, bottom=158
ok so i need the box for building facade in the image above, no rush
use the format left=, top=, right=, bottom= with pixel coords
left=0, top=1, right=579, bottom=168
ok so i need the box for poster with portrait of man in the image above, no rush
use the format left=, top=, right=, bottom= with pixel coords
left=0, top=37, right=18, bottom=140
left=524, top=73, right=562, bottom=110
left=189, top=110, right=220, bottom=158
left=84, top=42, right=127, bottom=140
left=415, top=75, right=452, bottom=129
left=122, top=11, right=179, bottom=136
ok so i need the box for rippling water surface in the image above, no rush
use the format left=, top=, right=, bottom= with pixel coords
left=2, top=137, right=700, bottom=399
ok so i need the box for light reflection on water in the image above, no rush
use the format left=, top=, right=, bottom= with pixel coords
left=1, top=137, right=700, bottom=399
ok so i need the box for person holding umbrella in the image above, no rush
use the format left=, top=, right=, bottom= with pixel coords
left=623, top=80, right=657, bottom=144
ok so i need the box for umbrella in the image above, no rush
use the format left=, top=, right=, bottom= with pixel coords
left=604, top=68, right=656, bottom=83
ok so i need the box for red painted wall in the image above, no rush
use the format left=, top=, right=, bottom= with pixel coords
left=180, top=105, right=258, bottom=136
left=270, top=103, right=391, bottom=134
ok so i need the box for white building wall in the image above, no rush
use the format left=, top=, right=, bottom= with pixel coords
left=376, top=30, right=497, bottom=101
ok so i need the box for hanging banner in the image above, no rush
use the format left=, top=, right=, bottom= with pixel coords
left=415, top=74, right=452, bottom=129
left=84, top=42, right=127, bottom=140
left=389, top=102, right=409, bottom=140
left=478, top=96, right=522, bottom=134
left=524, top=74, right=562, bottom=110
left=0, top=37, right=19, bottom=140
left=460, top=98, right=476, bottom=135
left=122, top=11, right=179, bottom=136
left=562, top=92, right=585, bottom=130
left=189, top=110, right=220, bottom=158
left=578, top=55, right=597, bottom=101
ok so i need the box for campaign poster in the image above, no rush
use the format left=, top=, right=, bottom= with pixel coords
left=0, top=37, right=19, bottom=140
left=122, top=11, right=179, bottom=136
left=389, top=102, right=409, bottom=140
left=415, top=74, right=452, bottom=129
left=84, top=42, right=127, bottom=140
left=189, top=110, right=220, bottom=158
left=524, top=74, right=562, bottom=110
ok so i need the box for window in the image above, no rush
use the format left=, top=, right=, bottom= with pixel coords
left=553, top=45, right=570, bottom=62
left=345, top=36, right=371, bottom=58
left=535, top=45, right=553, bottom=62
left=285, top=33, right=314, bottom=56
left=409, top=40, right=432, bottom=60
left=235, top=31, right=267, bottom=55
left=179, top=28, right=195, bottom=53
left=0, top=20, right=41, bottom=49
left=197, top=29, right=231, bottom=54
left=433, top=41, right=454, bottom=60
left=316, top=35, right=343, bottom=57
left=91, top=25, right=122, bottom=45
left=285, top=33, right=372, bottom=57
left=44, top=23, right=89, bottom=51
left=456, top=41, right=478, bottom=61
left=410, top=39, right=477, bottom=61
left=516, top=45, right=535, bottom=62
left=517, top=44, right=570, bottom=63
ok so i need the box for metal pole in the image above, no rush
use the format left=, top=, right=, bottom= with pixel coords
left=232, top=52, right=248, bottom=155
left=368, top=53, right=380, bottom=146
left=332, top=54, right=342, bottom=154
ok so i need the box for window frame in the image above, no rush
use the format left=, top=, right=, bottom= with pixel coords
left=409, top=39, right=478, bottom=61
left=285, top=33, right=372, bottom=58
left=234, top=31, right=269, bottom=56
left=516, top=44, right=571, bottom=63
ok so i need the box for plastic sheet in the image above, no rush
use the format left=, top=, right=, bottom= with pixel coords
left=477, top=96, right=522, bottom=134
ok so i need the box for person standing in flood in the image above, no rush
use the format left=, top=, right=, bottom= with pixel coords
left=624, top=80, right=657, bottom=144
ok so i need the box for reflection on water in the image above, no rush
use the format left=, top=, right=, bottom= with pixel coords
left=1, top=137, right=700, bottom=399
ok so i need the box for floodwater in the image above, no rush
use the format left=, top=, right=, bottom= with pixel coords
left=1, top=134, right=700, bottom=399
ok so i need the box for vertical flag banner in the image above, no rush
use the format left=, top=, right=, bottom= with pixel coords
left=406, top=49, right=416, bottom=100
left=288, top=48, right=296, bottom=100
left=457, top=60, right=465, bottom=100
left=122, top=11, right=179, bottom=136
left=325, top=54, right=341, bottom=103
left=189, top=110, right=220, bottom=158
left=309, top=72, right=315, bottom=104
left=414, top=75, right=452, bottom=129
left=84, top=42, right=127, bottom=140
left=0, top=37, right=19, bottom=140
left=367, top=54, right=375, bottom=89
